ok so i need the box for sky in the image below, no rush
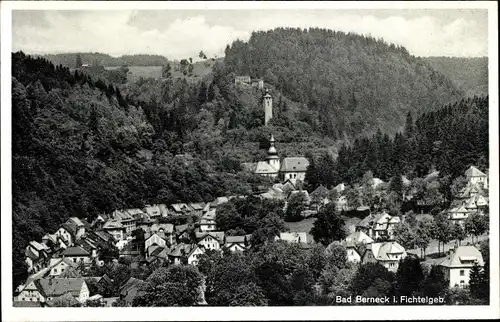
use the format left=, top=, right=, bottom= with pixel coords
left=12, top=9, right=489, bottom=59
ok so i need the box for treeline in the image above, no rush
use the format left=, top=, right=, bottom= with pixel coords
left=306, top=96, right=489, bottom=189
left=41, top=53, right=170, bottom=67
left=128, top=238, right=490, bottom=306
left=11, top=52, right=270, bottom=289
left=223, top=27, right=464, bottom=139
left=423, top=57, right=488, bottom=97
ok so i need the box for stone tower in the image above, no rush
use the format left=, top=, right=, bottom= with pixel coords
left=266, top=134, right=280, bottom=171
left=263, top=89, right=273, bottom=126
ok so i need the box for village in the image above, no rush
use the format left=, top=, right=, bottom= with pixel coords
left=12, top=85, right=490, bottom=307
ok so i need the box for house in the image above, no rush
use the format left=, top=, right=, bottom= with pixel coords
left=48, top=257, right=78, bottom=277
left=167, top=243, right=195, bottom=265
left=255, top=161, right=279, bottom=178
left=309, top=185, right=330, bottom=210
left=343, top=242, right=364, bottom=263
left=175, top=224, right=191, bottom=241
left=361, top=241, right=407, bottom=272
left=158, top=204, right=169, bottom=217
left=144, top=233, right=167, bottom=251
left=112, top=210, right=137, bottom=235
left=189, top=202, right=207, bottom=217
left=448, top=205, right=473, bottom=226
left=224, top=235, right=252, bottom=252
left=196, top=231, right=225, bottom=251
left=333, top=183, right=346, bottom=194
left=251, top=78, right=264, bottom=90
left=60, top=246, right=92, bottom=266
left=465, top=166, right=488, bottom=189
left=143, top=204, right=162, bottom=220
left=275, top=232, right=309, bottom=244
left=356, top=212, right=400, bottom=240
left=41, top=233, right=58, bottom=247
left=335, top=195, right=349, bottom=212
left=15, top=278, right=90, bottom=304
left=344, top=231, right=374, bottom=245
left=55, top=217, right=86, bottom=246
left=280, top=157, right=309, bottom=183
left=169, top=203, right=192, bottom=216
left=119, top=277, right=145, bottom=306
left=150, top=223, right=174, bottom=245
left=77, top=238, right=99, bottom=258
left=439, top=246, right=484, bottom=288
left=187, top=245, right=205, bottom=266
left=458, top=181, right=486, bottom=199
left=25, top=241, right=50, bottom=273
left=102, top=219, right=126, bottom=241
left=234, top=75, right=251, bottom=86
left=199, top=209, right=217, bottom=232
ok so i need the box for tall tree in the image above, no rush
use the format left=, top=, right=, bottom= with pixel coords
left=310, top=203, right=346, bottom=246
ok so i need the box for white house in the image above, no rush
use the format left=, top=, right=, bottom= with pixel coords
left=15, top=278, right=89, bottom=304
left=465, top=166, right=488, bottom=189
left=48, top=258, right=79, bottom=277
left=196, top=232, right=225, bottom=251
left=60, top=246, right=92, bottom=266
left=102, top=219, right=126, bottom=241
left=356, top=212, right=400, bottom=240
left=199, top=209, right=217, bottom=232
left=448, top=205, right=472, bottom=226
left=280, top=157, right=309, bottom=183
left=439, top=246, right=484, bottom=288
left=187, top=246, right=205, bottom=266
left=344, top=231, right=374, bottom=245
left=361, top=241, right=407, bottom=272
left=55, top=217, right=86, bottom=246
left=224, top=235, right=252, bottom=252
left=144, top=233, right=167, bottom=251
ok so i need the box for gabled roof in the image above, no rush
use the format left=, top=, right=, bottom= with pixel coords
left=465, top=166, right=487, bottom=178
left=36, top=278, right=86, bottom=298
left=189, top=202, right=206, bottom=211
left=25, top=247, right=39, bottom=261
left=62, top=246, right=91, bottom=257
left=144, top=204, right=161, bottom=217
left=201, top=209, right=216, bottom=221
left=49, top=257, right=78, bottom=270
left=345, top=231, right=374, bottom=244
left=255, top=161, right=279, bottom=174
left=310, top=185, right=329, bottom=198
left=440, top=246, right=484, bottom=268
left=103, top=219, right=125, bottom=230
left=119, top=277, right=144, bottom=297
left=171, top=203, right=191, bottom=213
left=280, top=157, right=309, bottom=172
left=29, top=241, right=49, bottom=252
left=196, top=231, right=225, bottom=243
left=368, top=242, right=405, bottom=261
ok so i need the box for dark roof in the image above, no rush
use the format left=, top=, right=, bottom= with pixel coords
left=280, top=157, right=309, bottom=172
left=36, top=278, right=86, bottom=298
left=119, top=277, right=144, bottom=296
left=62, top=246, right=90, bottom=257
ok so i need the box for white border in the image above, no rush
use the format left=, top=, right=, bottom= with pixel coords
left=1, top=1, right=499, bottom=321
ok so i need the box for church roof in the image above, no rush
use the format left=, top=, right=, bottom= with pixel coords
left=255, top=161, right=279, bottom=174
left=280, top=157, right=309, bottom=172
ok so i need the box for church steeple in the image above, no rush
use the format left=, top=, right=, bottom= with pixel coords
left=266, top=134, right=280, bottom=171
left=263, top=89, right=273, bottom=126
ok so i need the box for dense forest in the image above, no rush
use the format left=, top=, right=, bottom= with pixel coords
left=223, top=28, right=464, bottom=139
left=305, top=96, right=489, bottom=203
left=423, top=57, right=488, bottom=97
left=11, top=52, right=270, bottom=287
left=11, top=27, right=490, bottom=290
left=41, top=53, right=170, bottom=68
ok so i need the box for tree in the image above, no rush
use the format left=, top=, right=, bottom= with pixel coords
left=285, top=192, right=307, bottom=222
left=468, top=262, right=487, bottom=302
left=415, top=218, right=433, bottom=258
left=228, top=282, right=268, bottom=306
left=350, top=262, right=395, bottom=296
left=432, top=212, right=452, bottom=256
left=76, top=53, right=83, bottom=68
left=393, top=223, right=417, bottom=250
left=451, top=222, right=466, bottom=246
left=199, top=50, right=207, bottom=60
left=465, top=213, right=488, bottom=244
left=133, top=265, right=204, bottom=306
left=420, top=265, right=448, bottom=299
left=310, top=203, right=346, bottom=246
left=394, top=256, right=424, bottom=297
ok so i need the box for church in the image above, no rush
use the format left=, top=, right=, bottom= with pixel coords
left=251, top=89, right=310, bottom=184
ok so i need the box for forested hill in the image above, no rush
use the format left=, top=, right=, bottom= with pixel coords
left=41, top=53, right=170, bottom=67
left=423, top=57, right=488, bottom=97
left=223, top=28, right=464, bottom=139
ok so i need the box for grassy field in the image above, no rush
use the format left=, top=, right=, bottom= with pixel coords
left=284, top=217, right=317, bottom=234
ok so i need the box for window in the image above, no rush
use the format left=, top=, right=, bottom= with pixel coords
left=54, top=268, right=58, bottom=273
left=460, top=270, right=465, bottom=276
left=460, top=280, right=465, bottom=287
left=73, top=258, right=77, bottom=263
